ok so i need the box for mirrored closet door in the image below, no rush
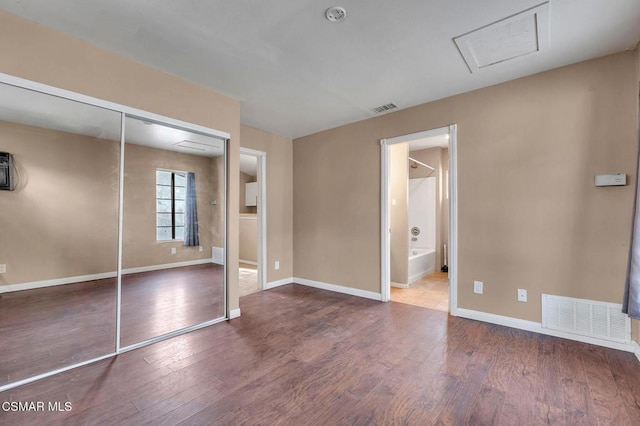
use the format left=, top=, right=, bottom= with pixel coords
left=120, top=116, right=226, bottom=348
left=0, top=83, right=121, bottom=386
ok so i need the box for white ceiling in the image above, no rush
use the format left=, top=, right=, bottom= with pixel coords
left=1, top=0, right=638, bottom=139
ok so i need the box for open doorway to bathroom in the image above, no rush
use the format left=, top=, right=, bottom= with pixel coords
left=239, top=149, right=266, bottom=297
left=381, top=125, right=457, bottom=313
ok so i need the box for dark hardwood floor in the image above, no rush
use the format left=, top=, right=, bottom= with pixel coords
left=1, top=284, right=640, bottom=425
left=0, top=264, right=224, bottom=388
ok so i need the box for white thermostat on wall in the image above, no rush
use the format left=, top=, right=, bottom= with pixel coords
left=594, top=173, right=626, bottom=187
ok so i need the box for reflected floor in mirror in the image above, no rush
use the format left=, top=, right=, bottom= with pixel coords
left=0, top=264, right=224, bottom=387
left=0, top=278, right=117, bottom=386
left=120, top=263, right=225, bottom=347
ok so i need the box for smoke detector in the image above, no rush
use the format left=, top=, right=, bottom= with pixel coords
left=325, top=7, right=347, bottom=22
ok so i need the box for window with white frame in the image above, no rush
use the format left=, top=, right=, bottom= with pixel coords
left=156, top=169, right=186, bottom=241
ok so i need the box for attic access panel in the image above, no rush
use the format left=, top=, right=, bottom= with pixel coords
left=454, top=2, right=550, bottom=73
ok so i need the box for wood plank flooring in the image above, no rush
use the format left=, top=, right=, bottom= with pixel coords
left=1, top=284, right=640, bottom=425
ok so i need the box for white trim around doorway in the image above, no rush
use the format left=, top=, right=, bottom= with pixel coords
left=380, top=125, right=458, bottom=315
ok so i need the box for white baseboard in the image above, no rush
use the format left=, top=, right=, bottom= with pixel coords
left=229, top=308, right=241, bottom=319
left=293, top=277, right=382, bottom=301
left=264, top=277, right=293, bottom=290
left=239, top=260, right=258, bottom=266
left=122, top=258, right=213, bottom=275
left=456, top=308, right=635, bottom=353
left=1, top=271, right=118, bottom=294
left=391, top=282, right=409, bottom=289
left=633, top=340, right=640, bottom=362
left=0, top=258, right=213, bottom=294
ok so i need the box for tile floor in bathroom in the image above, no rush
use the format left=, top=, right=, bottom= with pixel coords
left=239, top=263, right=259, bottom=297
left=390, top=271, right=449, bottom=311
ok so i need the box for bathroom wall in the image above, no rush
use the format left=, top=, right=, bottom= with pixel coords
left=440, top=149, right=449, bottom=268
left=409, top=177, right=436, bottom=251
left=409, top=147, right=445, bottom=269
left=390, top=143, right=409, bottom=285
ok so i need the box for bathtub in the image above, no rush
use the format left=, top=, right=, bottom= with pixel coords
left=408, top=248, right=436, bottom=284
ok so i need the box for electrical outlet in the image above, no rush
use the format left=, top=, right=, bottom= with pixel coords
left=199, top=246, right=203, bottom=252
left=171, top=247, right=177, bottom=255
left=517, top=289, right=527, bottom=302
left=275, top=261, right=280, bottom=270
left=0, top=264, right=5, bottom=274
left=473, top=280, right=483, bottom=294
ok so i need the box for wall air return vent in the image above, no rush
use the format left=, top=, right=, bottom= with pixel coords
left=371, top=103, right=398, bottom=114
left=454, top=2, right=549, bottom=73
left=541, top=294, right=630, bottom=344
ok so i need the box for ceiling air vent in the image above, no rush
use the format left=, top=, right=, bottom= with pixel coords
left=371, top=103, right=398, bottom=114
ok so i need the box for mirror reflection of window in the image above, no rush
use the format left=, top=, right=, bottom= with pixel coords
left=156, top=169, right=187, bottom=241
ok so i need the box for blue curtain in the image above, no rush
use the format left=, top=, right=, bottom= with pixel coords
left=624, top=121, right=640, bottom=318
left=184, top=172, right=199, bottom=247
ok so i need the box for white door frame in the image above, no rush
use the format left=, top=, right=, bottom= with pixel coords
left=380, top=124, right=458, bottom=315
left=240, top=147, right=267, bottom=290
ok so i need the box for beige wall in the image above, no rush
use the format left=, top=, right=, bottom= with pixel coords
left=122, top=144, right=217, bottom=268
left=294, top=51, right=638, bottom=322
left=240, top=125, right=293, bottom=283
left=0, top=121, right=120, bottom=285
left=0, top=10, right=242, bottom=311
left=239, top=215, right=258, bottom=263
left=390, top=143, right=408, bottom=284
left=409, top=147, right=445, bottom=269
left=239, top=171, right=257, bottom=214
left=294, top=117, right=383, bottom=290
